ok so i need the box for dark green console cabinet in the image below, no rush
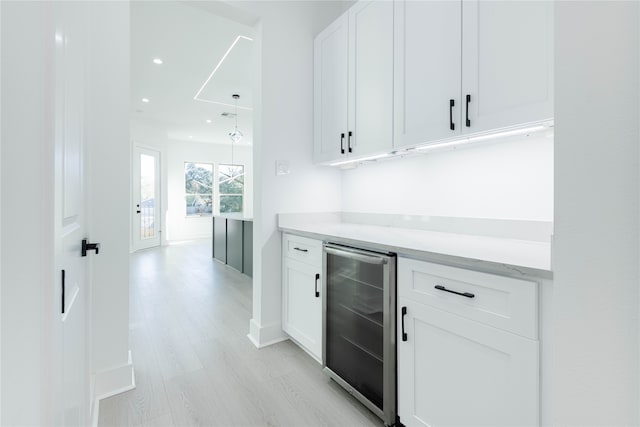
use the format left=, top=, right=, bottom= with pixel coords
left=212, top=216, right=253, bottom=277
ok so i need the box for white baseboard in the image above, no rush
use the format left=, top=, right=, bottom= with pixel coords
left=91, top=350, right=136, bottom=427
left=247, top=318, right=288, bottom=348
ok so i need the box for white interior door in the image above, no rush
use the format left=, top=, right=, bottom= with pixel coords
left=133, top=146, right=161, bottom=250
left=53, top=2, right=90, bottom=424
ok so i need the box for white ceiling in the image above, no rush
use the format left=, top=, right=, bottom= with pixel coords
left=130, top=1, right=255, bottom=145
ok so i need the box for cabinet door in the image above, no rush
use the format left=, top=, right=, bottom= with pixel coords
left=398, top=298, right=539, bottom=427
left=282, top=258, right=322, bottom=361
left=314, top=12, right=349, bottom=164
left=462, top=0, right=553, bottom=134
left=348, top=0, right=394, bottom=157
left=394, top=0, right=462, bottom=149
left=213, top=217, right=226, bottom=263
left=226, top=219, right=243, bottom=272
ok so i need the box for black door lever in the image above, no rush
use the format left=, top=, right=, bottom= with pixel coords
left=82, top=239, right=101, bottom=256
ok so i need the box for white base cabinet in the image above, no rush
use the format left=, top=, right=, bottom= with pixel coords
left=398, top=258, right=540, bottom=427
left=282, top=234, right=323, bottom=362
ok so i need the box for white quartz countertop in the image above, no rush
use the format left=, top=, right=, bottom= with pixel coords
left=213, top=213, right=253, bottom=221
left=278, top=213, right=552, bottom=278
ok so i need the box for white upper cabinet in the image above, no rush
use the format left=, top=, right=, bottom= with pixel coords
left=313, top=13, right=349, bottom=164
left=348, top=0, right=394, bottom=158
left=394, top=1, right=463, bottom=147
left=314, top=1, right=393, bottom=164
left=462, top=0, right=554, bottom=134
left=394, top=0, right=554, bottom=149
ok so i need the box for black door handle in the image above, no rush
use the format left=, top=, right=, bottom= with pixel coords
left=348, top=131, right=353, bottom=153
left=401, top=306, right=408, bottom=341
left=465, top=94, right=471, bottom=127
left=435, top=285, right=475, bottom=299
left=315, top=273, right=320, bottom=298
left=340, top=133, right=345, bottom=154
left=449, top=99, right=455, bottom=131
left=61, top=269, right=66, bottom=314
left=136, top=203, right=141, bottom=214
left=82, top=239, right=101, bottom=256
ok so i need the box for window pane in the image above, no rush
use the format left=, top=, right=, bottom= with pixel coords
left=219, top=164, right=244, bottom=213
left=140, top=154, right=156, bottom=239
left=185, top=162, right=213, bottom=216
left=220, top=195, right=243, bottom=213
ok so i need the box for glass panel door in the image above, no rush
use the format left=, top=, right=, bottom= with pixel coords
left=133, top=146, right=161, bottom=250
left=325, top=249, right=385, bottom=409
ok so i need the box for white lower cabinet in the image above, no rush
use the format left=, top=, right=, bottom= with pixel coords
left=398, top=258, right=539, bottom=427
left=282, top=234, right=323, bottom=362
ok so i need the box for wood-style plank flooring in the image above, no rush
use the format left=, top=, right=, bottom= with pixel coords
left=98, top=240, right=382, bottom=427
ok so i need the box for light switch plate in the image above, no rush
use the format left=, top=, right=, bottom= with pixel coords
left=276, top=160, right=290, bottom=175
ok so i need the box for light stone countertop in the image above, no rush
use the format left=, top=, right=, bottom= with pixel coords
left=213, top=213, right=253, bottom=221
left=278, top=213, right=552, bottom=279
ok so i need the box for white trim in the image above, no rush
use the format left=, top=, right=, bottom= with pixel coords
left=90, top=350, right=136, bottom=427
left=247, top=318, right=287, bottom=348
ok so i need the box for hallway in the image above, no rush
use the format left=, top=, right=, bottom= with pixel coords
left=98, top=240, right=381, bottom=426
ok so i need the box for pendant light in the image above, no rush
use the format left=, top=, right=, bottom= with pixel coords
left=228, top=94, right=243, bottom=144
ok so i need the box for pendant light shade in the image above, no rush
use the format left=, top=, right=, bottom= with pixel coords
left=228, top=94, right=242, bottom=144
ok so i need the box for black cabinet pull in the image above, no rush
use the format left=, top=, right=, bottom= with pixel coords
left=348, top=131, right=353, bottom=153
left=449, top=99, right=455, bottom=131
left=81, top=239, right=101, bottom=256
left=61, top=270, right=66, bottom=314
left=340, top=133, right=345, bottom=154
left=315, top=273, right=320, bottom=298
left=401, top=306, right=408, bottom=342
left=435, top=285, right=475, bottom=299
left=465, top=94, right=471, bottom=127
left=293, top=247, right=308, bottom=253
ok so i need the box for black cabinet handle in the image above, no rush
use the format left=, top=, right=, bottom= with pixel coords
left=449, top=99, right=455, bottom=131
left=348, top=131, right=353, bottom=153
left=315, top=273, right=320, bottom=298
left=435, top=285, right=475, bottom=299
left=340, top=133, right=345, bottom=154
left=465, top=94, right=471, bottom=127
left=82, top=239, right=101, bottom=256
left=293, top=247, right=308, bottom=253
left=401, top=306, right=408, bottom=342
left=61, top=269, right=66, bottom=314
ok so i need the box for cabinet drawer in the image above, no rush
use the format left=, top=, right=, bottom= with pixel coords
left=283, top=233, right=322, bottom=267
left=398, top=258, right=538, bottom=339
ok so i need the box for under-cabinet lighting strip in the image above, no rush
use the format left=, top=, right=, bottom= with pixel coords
left=416, top=125, right=548, bottom=151
left=328, top=124, right=551, bottom=167
left=328, top=153, right=391, bottom=167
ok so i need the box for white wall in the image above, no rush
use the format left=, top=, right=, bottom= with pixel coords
left=553, top=1, right=639, bottom=425
left=341, top=135, right=554, bottom=221
left=87, top=0, right=131, bottom=382
left=131, top=120, right=253, bottom=244
left=1, top=3, right=48, bottom=423
left=237, top=1, right=348, bottom=346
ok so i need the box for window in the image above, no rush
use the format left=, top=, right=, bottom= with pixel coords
left=219, top=164, right=244, bottom=213
left=185, top=162, right=213, bottom=216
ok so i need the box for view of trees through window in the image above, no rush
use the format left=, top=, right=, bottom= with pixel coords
left=219, top=164, right=244, bottom=213
left=185, top=162, right=213, bottom=216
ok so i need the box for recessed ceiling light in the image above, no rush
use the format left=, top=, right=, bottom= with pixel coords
left=153, top=58, right=163, bottom=65
left=141, top=98, right=150, bottom=103
left=206, top=119, right=212, bottom=123
left=189, top=135, right=193, bottom=139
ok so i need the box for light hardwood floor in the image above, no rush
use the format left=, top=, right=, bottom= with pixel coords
left=98, top=240, right=382, bottom=427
